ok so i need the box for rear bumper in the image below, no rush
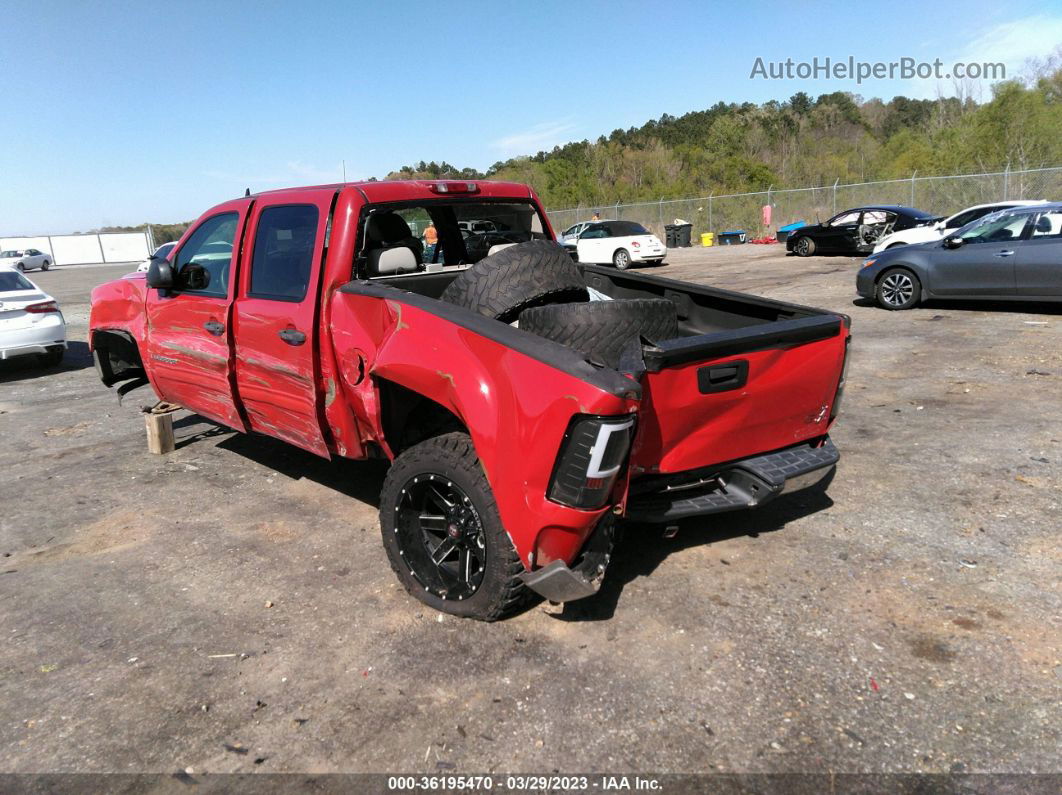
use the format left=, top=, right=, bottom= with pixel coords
left=0, top=317, right=67, bottom=360
left=625, top=438, right=839, bottom=522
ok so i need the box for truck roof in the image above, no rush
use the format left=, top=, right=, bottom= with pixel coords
left=248, top=179, right=535, bottom=202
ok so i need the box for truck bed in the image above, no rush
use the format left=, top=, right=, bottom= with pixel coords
left=366, top=263, right=848, bottom=480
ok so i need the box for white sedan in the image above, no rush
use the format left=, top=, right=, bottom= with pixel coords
left=136, top=241, right=177, bottom=273
left=575, top=220, right=667, bottom=269
left=872, top=200, right=1047, bottom=253
left=0, top=248, right=52, bottom=272
left=0, top=268, right=67, bottom=366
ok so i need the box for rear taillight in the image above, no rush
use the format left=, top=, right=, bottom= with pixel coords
left=830, top=335, right=851, bottom=420
left=25, top=301, right=59, bottom=313
left=548, top=415, right=635, bottom=510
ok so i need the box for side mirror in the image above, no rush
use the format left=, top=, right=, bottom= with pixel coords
left=146, top=257, right=175, bottom=289
left=178, top=263, right=211, bottom=291
left=943, top=236, right=964, bottom=249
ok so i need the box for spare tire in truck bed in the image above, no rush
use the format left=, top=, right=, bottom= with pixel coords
left=440, top=240, right=588, bottom=322
left=518, top=298, right=679, bottom=368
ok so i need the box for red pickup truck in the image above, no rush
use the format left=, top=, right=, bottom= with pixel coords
left=90, top=180, right=849, bottom=620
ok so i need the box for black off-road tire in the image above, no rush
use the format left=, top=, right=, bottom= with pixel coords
left=518, top=298, right=679, bottom=367
left=380, top=432, right=530, bottom=621
left=440, top=240, right=588, bottom=322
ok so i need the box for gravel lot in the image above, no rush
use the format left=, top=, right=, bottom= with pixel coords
left=1, top=248, right=1059, bottom=779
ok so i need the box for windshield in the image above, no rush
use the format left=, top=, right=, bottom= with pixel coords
left=0, top=271, right=35, bottom=291
left=0, top=250, right=22, bottom=258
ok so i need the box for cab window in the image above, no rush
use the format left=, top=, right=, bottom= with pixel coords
left=174, top=213, right=238, bottom=296
left=248, top=205, right=319, bottom=301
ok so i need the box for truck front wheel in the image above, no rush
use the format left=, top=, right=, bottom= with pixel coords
left=379, top=432, right=530, bottom=620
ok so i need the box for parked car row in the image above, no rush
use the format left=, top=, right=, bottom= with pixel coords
left=786, top=200, right=1051, bottom=258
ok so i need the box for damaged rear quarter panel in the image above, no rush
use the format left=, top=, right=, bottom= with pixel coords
left=329, top=290, right=635, bottom=568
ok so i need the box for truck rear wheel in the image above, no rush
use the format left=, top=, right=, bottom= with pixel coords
left=379, top=432, right=530, bottom=620
left=440, top=240, right=588, bottom=322
left=518, top=298, right=678, bottom=368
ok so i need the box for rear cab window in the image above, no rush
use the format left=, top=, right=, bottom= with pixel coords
left=356, top=199, right=550, bottom=279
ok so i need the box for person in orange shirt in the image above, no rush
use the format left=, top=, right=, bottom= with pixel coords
left=423, top=222, right=438, bottom=246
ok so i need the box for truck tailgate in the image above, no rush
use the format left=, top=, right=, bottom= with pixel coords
left=630, top=315, right=847, bottom=475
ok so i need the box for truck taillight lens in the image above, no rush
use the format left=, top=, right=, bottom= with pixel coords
left=548, top=415, right=635, bottom=510
left=25, top=300, right=59, bottom=313
left=830, top=336, right=851, bottom=420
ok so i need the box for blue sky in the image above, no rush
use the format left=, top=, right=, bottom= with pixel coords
left=3, top=0, right=1061, bottom=233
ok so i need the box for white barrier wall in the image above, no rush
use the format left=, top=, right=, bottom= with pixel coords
left=99, top=233, right=149, bottom=263
left=50, top=236, right=105, bottom=265
left=0, top=232, right=150, bottom=265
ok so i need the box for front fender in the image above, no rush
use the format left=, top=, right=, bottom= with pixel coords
left=330, top=286, right=639, bottom=569
left=89, top=274, right=148, bottom=351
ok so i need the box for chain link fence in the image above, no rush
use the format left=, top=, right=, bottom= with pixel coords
left=545, top=166, right=1062, bottom=242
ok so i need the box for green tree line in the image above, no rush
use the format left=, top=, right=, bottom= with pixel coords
left=389, top=65, right=1062, bottom=209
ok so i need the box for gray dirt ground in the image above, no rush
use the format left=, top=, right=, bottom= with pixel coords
left=1, top=248, right=1059, bottom=776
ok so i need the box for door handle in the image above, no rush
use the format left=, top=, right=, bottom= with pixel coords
left=203, top=321, right=225, bottom=336
left=278, top=328, right=306, bottom=346
left=994, top=250, right=1015, bottom=257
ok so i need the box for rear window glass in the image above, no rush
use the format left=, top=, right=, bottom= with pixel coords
left=0, top=271, right=34, bottom=291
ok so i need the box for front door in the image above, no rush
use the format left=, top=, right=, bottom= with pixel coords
left=818, top=210, right=861, bottom=253
left=144, top=200, right=251, bottom=429
left=930, top=211, right=1030, bottom=296
left=232, top=190, right=335, bottom=457
left=1015, top=209, right=1062, bottom=296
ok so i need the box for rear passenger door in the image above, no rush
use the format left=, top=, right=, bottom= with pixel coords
left=1015, top=209, right=1062, bottom=296
left=232, top=190, right=335, bottom=457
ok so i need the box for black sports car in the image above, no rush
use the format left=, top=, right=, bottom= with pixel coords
left=786, top=205, right=938, bottom=257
